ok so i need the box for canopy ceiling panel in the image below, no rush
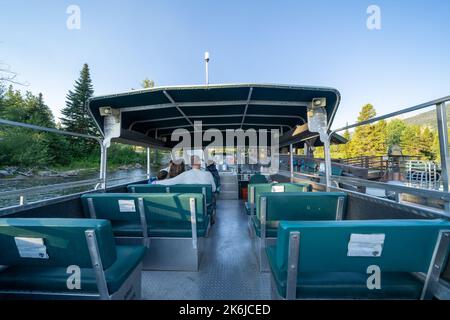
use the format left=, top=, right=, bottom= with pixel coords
left=88, top=84, right=341, bottom=148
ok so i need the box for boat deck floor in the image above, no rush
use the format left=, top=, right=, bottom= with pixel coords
left=141, top=200, right=271, bottom=300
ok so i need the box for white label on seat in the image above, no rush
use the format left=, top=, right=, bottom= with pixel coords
left=347, top=234, right=385, bottom=257
left=271, top=185, right=285, bottom=192
left=118, top=199, right=136, bottom=212
left=14, top=237, right=49, bottom=259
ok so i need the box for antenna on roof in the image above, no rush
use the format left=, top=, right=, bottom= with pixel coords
left=204, top=51, right=210, bottom=85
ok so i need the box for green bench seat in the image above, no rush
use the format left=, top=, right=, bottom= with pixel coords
left=128, top=184, right=214, bottom=216
left=267, top=219, right=450, bottom=300
left=245, top=182, right=309, bottom=216
left=81, top=193, right=209, bottom=238
left=249, top=174, right=268, bottom=184
left=0, top=218, right=145, bottom=299
left=253, top=192, right=347, bottom=237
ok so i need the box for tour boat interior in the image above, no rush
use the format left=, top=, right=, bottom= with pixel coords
left=0, top=84, right=449, bottom=300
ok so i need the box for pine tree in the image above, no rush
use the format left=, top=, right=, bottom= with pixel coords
left=386, top=119, right=406, bottom=148
left=60, top=63, right=97, bottom=136
left=348, top=104, right=386, bottom=157
left=24, top=92, right=55, bottom=127
left=60, top=64, right=99, bottom=157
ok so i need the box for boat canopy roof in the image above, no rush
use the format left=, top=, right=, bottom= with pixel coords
left=88, top=83, right=343, bottom=148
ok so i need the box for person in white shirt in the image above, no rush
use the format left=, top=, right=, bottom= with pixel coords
left=154, top=155, right=216, bottom=192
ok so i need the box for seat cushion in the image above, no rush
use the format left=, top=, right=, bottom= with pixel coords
left=251, top=216, right=278, bottom=238
left=0, top=245, right=146, bottom=295
left=266, top=246, right=423, bottom=299
left=112, top=221, right=208, bottom=238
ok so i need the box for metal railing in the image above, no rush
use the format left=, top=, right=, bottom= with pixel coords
left=0, top=118, right=105, bottom=207
left=324, top=95, right=450, bottom=214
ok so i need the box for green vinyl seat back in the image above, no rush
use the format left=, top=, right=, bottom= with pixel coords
left=300, top=160, right=317, bottom=173
left=81, top=193, right=207, bottom=237
left=267, top=219, right=450, bottom=299
left=253, top=192, right=347, bottom=237
left=319, top=166, right=344, bottom=176
left=253, top=183, right=310, bottom=216
left=127, top=184, right=167, bottom=193
left=247, top=183, right=309, bottom=207
left=249, top=174, right=268, bottom=184
left=0, top=218, right=146, bottom=296
left=143, top=193, right=206, bottom=227
left=127, top=184, right=213, bottom=214
left=0, top=218, right=116, bottom=269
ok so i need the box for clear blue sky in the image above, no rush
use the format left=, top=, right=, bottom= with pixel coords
left=1, top=0, right=449, bottom=128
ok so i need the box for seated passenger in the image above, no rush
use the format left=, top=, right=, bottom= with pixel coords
left=155, top=155, right=216, bottom=192
left=168, top=158, right=185, bottom=178
left=206, top=159, right=220, bottom=192
left=156, top=170, right=168, bottom=180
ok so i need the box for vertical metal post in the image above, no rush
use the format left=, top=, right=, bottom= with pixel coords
left=290, top=144, right=294, bottom=182
left=259, top=196, right=267, bottom=271
left=335, top=197, right=345, bottom=220
left=99, top=144, right=108, bottom=190
left=19, top=195, right=27, bottom=206
left=138, top=198, right=149, bottom=247
left=323, top=135, right=332, bottom=191
left=420, top=230, right=450, bottom=300
left=146, top=147, right=151, bottom=180
left=189, top=197, right=198, bottom=250
left=436, top=102, right=450, bottom=213
left=85, top=230, right=110, bottom=300
left=87, top=197, right=97, bottom=219
left=204, top=52, right=210, bottom=85
left=286, top=231, right=300, bottom=300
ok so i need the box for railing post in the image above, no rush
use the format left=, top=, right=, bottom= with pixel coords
left=290, top=144, right=294, bottom=182
left=437, top=102, right=450, bottom=193
left=146, top=147, right=151, bottom=180
left=19, top=195, right=27, bottom=206
left=436, top=102, right=450, bottom=213
left=99, top=143, right=108, bottom=190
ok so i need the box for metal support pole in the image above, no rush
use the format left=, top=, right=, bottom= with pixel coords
left=286, top=231, right=300, bottom=300
left=436, top=102, right=450, bottom=213
left=146, top=147, right=151, bottom=180
left=99, top=144, right=108, bottom=190
left=323, top=135, right=332, bottom=191
left=437, top=103, right=450, bottom=192
left=290, top=144, right=294, bottom=182
left=204, top=52, right=210, bottom=85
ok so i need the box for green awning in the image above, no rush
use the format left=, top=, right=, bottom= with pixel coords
left=88, top=83, right=341, bottom=148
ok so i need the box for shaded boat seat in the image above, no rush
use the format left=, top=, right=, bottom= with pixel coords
left=245, top=182, right=309, bottom=216
left=81, top=193, right=208, bottom=238
left=0, top=218, right=145, bottom=299
left=252, top=192, right=346, bottom=272
left=249, top=173, right=268, bottom=184
left=253, top=192, right=347, bottom=237
left=128, top=184, right=214, bottom=216
left=267, top=219, right=450, bottom=300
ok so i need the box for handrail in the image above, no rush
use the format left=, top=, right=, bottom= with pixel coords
left=323, top=95, right=450, bottom=206
left=290, top=171, right=450, bottom=219
left=0, top=117, right=107, bottom=193
left=0, top=118, right=102, bottom=143
left=330, top=175, right=450, bottom=202
left=332, top=96, right=450, bottom=133
left=0, top=178, right=103, bottom=198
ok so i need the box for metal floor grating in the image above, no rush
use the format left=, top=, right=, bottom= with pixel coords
left=142, top=200, right=271, bottom=300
